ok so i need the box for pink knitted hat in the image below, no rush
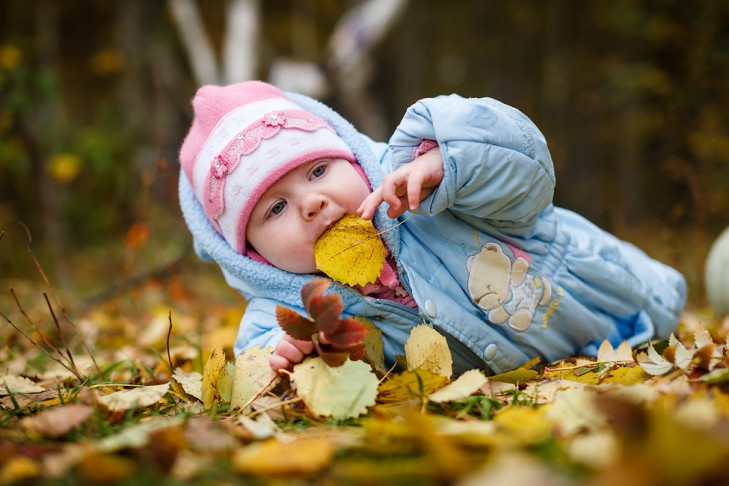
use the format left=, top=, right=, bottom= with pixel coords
left=179, top=81, right=356, bottom=254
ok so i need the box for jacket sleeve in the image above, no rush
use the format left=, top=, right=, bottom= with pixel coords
left=389, top=94, right=555, bottom=225
left=233, top=297, right=287, bottom=356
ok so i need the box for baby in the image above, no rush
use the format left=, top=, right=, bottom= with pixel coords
left=179, top=81, right=686, bottom=375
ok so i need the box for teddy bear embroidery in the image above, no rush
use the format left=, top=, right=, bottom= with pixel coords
left=466, top=242, right=552, bottom=331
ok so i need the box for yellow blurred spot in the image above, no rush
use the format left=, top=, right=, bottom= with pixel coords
left=1, top=456, right=39, bottom=483
left=0, top=45, right=22, bottom=71
left=90, top=48, right=124, bottom=75
left=232, top=436, right=335, bottom=475
left=495, top=406, right=554, bottom=445
left=48, top=153, right=81, bottom=183
left=77, top=453, right=135, bottom=483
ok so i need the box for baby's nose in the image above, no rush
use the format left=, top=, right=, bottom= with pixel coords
left=303, top=194, right=328, bottom=220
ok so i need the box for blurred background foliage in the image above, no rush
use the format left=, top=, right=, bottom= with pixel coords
left=1, top=0, right=728, bottom=306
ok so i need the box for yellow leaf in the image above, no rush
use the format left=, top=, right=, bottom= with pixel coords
left=489, top=357, right=540, bottom=384
left=377, top=369, right=449, bottom=403
left=404, top=324, right=453, bottom=377
left=291, top=357, right=378, bottom=419
left=231, top=436, right=334, bottom=476
left=314, top=214, right=387, bottom=286
left=201, top=346, right=227, bottom=409
left=494, top=407, right=554, bottom=445
left=356, top=317, right=387, bottom=375
left=230, top=345, right=279, bottom=412
left=428, top=369, right=487, bottom=403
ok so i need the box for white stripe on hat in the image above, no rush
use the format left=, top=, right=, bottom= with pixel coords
left=191, top=98, right=302, bottom=205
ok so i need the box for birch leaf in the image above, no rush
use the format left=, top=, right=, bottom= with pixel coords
left=202, top=346, right=228, bottom=409
left=97, top=383, right=170, bottom=412
left=377, top=369, right=449, bottom=403
left=172, top=368, right=203, bottom=401
left=314, top=214, right=386, bottom=286
left=597, top=339, right=635, bottom=363
left=404, top=324, right=453, bottom=377
left=428, top=369, right=487, bottom=403
left=231, top=345, right=279, bottom=412
left=0, top=375, right=45, bottom=395
left=358, top=317, right=387, bottom=375
left=290, top=356, right=378, bottom=419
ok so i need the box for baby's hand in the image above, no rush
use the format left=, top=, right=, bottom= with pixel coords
left=269, top=334, right=315, bottom=372
left=358, top=147, right=444, bottom=220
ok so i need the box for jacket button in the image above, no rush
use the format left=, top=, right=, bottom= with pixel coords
left=424, top=300, right=437, bottom=318
left=483, top=343, right=498, bottom=360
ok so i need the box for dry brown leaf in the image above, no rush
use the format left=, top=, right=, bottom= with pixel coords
left=21, top=404, right=94, bottom=438
left=0, top=374, right=45, bottom=395
left=597, top=339, right=635, bottom=363
left=97, top=383, right=170, bottom=412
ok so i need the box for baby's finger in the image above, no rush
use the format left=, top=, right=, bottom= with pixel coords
left=406, top=171, right=426, bottom=212
left=269, top=354, right=291, bottom=372
left=357, top=188, right=384, bottom=220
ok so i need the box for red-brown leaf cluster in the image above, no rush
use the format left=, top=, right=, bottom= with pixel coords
left=275, top=279, right=369, bottom=367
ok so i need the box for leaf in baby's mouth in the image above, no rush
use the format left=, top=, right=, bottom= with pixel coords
left=314, top=214, right=386, bottom=287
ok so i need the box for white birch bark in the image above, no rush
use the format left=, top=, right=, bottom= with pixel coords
left=167, top=0, right=219, bottom=85
left=223, top=0, right=259, bottom=83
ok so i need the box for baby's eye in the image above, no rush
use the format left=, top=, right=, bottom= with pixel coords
left=310, top=164, right=326, bottom=179
left=269, top=201, right=286, bottom=216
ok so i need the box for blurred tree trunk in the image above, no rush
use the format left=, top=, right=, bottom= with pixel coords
left=35, top=0, right=71, bottom=285
left=167, top=0, right=220, bottom=85
left=328, top=0, right=408, bottom=139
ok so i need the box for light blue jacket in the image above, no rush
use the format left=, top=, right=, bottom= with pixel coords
left=179, top=92, right=686, bottom=374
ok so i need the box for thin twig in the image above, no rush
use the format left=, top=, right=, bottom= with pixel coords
left=44, top=293, right=77, bottom=371
left=166, top=311, right=174, bottom=372
left=18, top=221, right=102, bottom=376
left=0, top=231, right=4, bottom=244
left=10, top=289, right=64, bottom=360
left=1, top=311, right=82, bottom=381
left=237, top=372, right=281, bottom=412
left=247, top=396, right=305, bottom=419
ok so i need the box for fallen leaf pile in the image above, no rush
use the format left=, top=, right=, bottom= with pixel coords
left=3, top=246, right=729, bottom=484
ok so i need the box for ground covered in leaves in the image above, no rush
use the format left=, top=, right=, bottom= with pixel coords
left=2, top=231, right=729, bottom=486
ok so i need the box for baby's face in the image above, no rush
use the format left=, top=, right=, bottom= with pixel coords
left=246, top=158, right=371, bottom=273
